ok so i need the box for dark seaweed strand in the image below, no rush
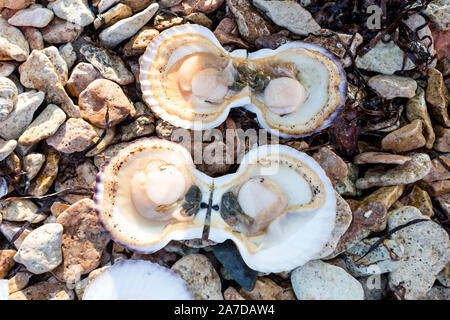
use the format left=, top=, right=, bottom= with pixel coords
left=2, top=186, right=93, bottom=203
left=355, top=218, right=429, bottom=262
left=201, top=181, right=215, bottom=240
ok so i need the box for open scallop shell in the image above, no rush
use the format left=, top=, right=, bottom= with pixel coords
left=95, top=138, right=336, bottom=272
left=83, top=260, right=194, bottom=300
left=139, top=24, right=347, bottom=138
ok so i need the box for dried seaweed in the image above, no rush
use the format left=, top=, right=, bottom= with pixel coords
left=355, top=218, right=429, bottom=262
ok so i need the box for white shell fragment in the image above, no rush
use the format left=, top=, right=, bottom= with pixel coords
left=83, top=260, right=194, bottom=300
left=95, top=138, right=337, bottom=272
left=139, top=24, right=347, bottom=138
left=0, top=280, right=8, bottom=300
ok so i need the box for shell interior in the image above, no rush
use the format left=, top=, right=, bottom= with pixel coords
left=82, top=260, right=195, bottom=300
left=95, top=138, right=337, bottom=272
left=139, top=24, right=347, bottom=138
left=0, top=280, right=8, bottom=300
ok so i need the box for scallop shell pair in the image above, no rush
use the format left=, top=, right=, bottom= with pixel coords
left=95, top=138, right=336, bottom=272
left=139, top=24, right=347, bottom=138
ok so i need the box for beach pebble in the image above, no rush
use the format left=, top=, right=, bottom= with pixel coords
left=356, top=153, right=432, bottom=189
left=79, top=79, right=132, bottom=128
left=0, top=250, right=16, bottom=279
left=9, top=276, right=74, bottom=300
left=99, top=3, right=159, bottom=48
left=46, top=118, right=97, bottom=153
left=0, top=17, right=30, bottom=62
left=80, top=44, right=134, bottom=85
left=22, top=152, right=45, bottom=180
left=0, top=139, right=17, bottom=161
left=368, top=75, right=417, bottom=99
left=18, top=104, right=66, bottom=146
left=0, top=199, right=45, bottom=223
left=41, top=17, right=83, bottom=44
left=226, top=0, right=272, bottom=44
left=291, top=260, right=364, bottom=300
left=52, top=199, right=110, bottom=284
left=387, top=206, right=450, bottom=299
left=50, top=0, right=95, bottom=27
left=14, top=223, right=63, bottom=274
left=313, top=147, right=348, bottom=184
left=8, top=5, right=54, bottom=28
left=171, top=254, right=223, bottom=300
left=381, top=120, right=427, bottom=152
left=252, top=0, right=320, bottom=36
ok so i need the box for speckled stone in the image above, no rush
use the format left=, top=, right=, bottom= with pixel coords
left=171, top=254, right=223, bottom=300
left=9, top=276, right=74, bottom=300
left=381, top=120, right=426, bottom=152
left=46, top=118, right=97, bottom=153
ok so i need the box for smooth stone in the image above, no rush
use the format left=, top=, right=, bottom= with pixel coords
left=419, top=179, right=450, bottom=197
left=85, top=126, right=116, bottom=157
left=18, top=104, right=66, bottom=146
left=97, top=0, right=120, bottom=12
left=434, top=125, right=450, bottom=152
left=22, top=27, right=44, bottom=51
left=354, top=152, right=411, bottom=165
left=9, top=276, right=74, bottom=300
left=387, top=206, right=450, bottom=300
left=185, top=12, right=213, bottom=29
left=422, top=156, right=450, bottom=183
left=8, top=6, right=54, bottom=28
left=356, top=153, right=432, bottom=189
left=426, top=67, right=450, bottom=126
left=58, top=43, right=76, bottom=70
left=78, top=79, right=131, bottom=128
left=406, top=87, right=435, bottom=149
left=94, top=3, right=132, bottom=29
left=0, top=0, right=32, bottom=10
left=0, top=139, right=16, bottom=161
left=162, top=0, right=183, bottom=7
left=51, top=0, right=95, bottom=27
left=0, top=199, right=45, bottom=223
left=121, top=0, right=153, bottom=12
left=8, top=271, right=32, bottom=294
left=355, top=36, right=415, bottom=74
left=381, top=120, right=426, bottom=152
left=342, top=238, right=403, bottom=277
left=226, top=0, right=272, bottom=44
left=240, top=277, right=295, bottom=300
left=46, top=118, right=97, bottom=154
left=213, top=18, right=251, bottom=49
left=291, top=260, right=364, bottom=300
left=41, top=17, right=84, bottom=44
left=316, top=192, right=352, bottom=259
left=80, top=44, right=134, bottom=85
left=52, top=199, right=110, bottom=283
left=0, top=62, right=16, bottom=77
left=312, top=147, right=348, bottom=184
left=99, top=3, right=159, bottom=48
left=0, top=90, right=44, bottom=140
left=0, top=249, right=16, bottom=279
left=368, top=75, right=417, bottom=99
left=171, top=254, right=223, bottom=300
left=19, top=50, right=80, bottom=117
left=255, top=33, right=289, bottom=50
left=252, top=0, right=320, bottom=35
left=400, top=185, right=434, bottom=217
left=171, top=0, right=224, bottom=15
left=122, top=27, right=160, bottom=57
left=66, top=63, right=103, bottom=97
left=0, top=17, right=29, bottom=62
left=334, top=163, right=358, bottom=197
left=28, top=148, right=60, bottom=197
left=14, top=223, right=63, bottom=274
left=22, top=152, right=45, bottom=180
